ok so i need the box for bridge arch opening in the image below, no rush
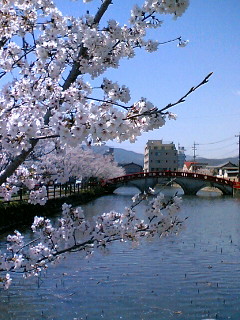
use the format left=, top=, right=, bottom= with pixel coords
left=113, top=185, right=141, bottom=195
left=196, top=186, right=223, bottom=196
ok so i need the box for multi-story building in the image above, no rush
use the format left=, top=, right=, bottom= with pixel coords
left=144, top=140, right=178, bottom=172
left=177, top=145, right=186, bottom=169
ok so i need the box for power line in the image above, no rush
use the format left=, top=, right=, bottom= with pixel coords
left=197, top=142, right=236, bottom=152
left=184, top=136, right=235, bottom=150
left=198, top=136, right=234, bottom=145
left=199, top=151, right=238, bottom=159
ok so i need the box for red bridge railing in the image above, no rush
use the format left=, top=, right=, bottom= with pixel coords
left=105, top=171, right=235, bottom=187
left=233, top=182, right=240, bottom=189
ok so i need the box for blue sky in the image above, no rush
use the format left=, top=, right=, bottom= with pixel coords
left=58, top=1, right=240, bottom=159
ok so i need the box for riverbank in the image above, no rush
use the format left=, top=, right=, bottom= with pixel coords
left=0, top=186, right=109, bottom=233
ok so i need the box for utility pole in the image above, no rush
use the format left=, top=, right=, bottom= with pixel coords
left=192, top=142, right=199, bottom=171
left=235, top=134, right=240, bottom=182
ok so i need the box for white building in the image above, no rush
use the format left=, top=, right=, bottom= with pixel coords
left=144, top=140, right=178, bottom=172
left=212, top=162, right=238, bottom=181
left=178, top=145, right=186, bottom=169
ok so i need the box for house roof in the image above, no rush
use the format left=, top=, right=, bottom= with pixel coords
left=120, top=162, right=143, bottom=167
left=212, top=161, right=238, bottom=169
left=184, top=161, right=208, bottom=169
left=184, top=161, right=196, bottom=169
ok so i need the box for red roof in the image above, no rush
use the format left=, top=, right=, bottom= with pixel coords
left=184, top=161, right=197, bottom=169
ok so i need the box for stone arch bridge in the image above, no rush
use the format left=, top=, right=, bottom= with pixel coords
left=104, top=171, right=234, bottom=196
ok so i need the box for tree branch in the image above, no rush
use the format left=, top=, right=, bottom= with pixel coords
left=84, top=96, right=130, bottom=110
left=126, top=72, right=213, bottom=120
left=93, top=0, right=112, bottom=25
left=62, top=0, right=112, bottom=91
left=32, top=134, right=59, bottom=141
left=0, top=139, right=38, bottom=185
left=159, top=36, right=181, bottom=45
left=159, top=72, right=213, bottom=113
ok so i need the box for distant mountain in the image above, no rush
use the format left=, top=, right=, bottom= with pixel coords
left=113, top=148, right=144, bottom=166
left=87, top=145, right=144, bottom=166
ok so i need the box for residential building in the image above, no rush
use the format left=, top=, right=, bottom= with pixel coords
left=210, top=162, right=238, bottom=181
left=144, top=140, right=178, bottom=172
left=183, top=161, right=208, bottom=172
left=120, top=162, right=143, bottom=174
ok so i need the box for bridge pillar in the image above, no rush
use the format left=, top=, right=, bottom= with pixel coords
left=181, top=186, right=204, bottom=196
left=211, top=183, right=233, bottom=196
left=129, top=177, right=159, bottom=193
left=175, top=178, right=206, bottom=196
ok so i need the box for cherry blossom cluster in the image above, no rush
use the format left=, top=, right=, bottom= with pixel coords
left=0, top=0, right=190, bottom=180
left=0, top=191, right=183, bottom=289
left=0, top=184, right=18, bottom=202
left=131, top=0, right=189, bottom=22
left=0, top=165, right=37, bottom=201
left=101, top=78, right=131, bottom=104
left=28, top=186, right=48, bottom=205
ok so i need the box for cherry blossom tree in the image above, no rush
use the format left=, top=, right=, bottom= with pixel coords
left=0, top=0, right=210, bottom=192
left=0, top=0, right=212, bottom=288
left=30, top=146, right=125, bottom=185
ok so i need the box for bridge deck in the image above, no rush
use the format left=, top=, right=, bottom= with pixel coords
left=106, top=171, right=234, bottom=187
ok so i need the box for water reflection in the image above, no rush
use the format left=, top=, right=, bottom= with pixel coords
left=0, top=187, right=240, bottom=320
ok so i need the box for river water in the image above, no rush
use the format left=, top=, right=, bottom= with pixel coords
left=0, top=187, right=240, bottom=320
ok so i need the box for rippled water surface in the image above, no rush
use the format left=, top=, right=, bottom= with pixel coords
left=1, top=187, right=240, bottom=320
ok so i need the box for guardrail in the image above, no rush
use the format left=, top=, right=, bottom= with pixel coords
left=233, top=182, right=240, bottom=189
left=0, top=181, right=99, bottom=203
left=106, top=171, right=235, bottom=187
